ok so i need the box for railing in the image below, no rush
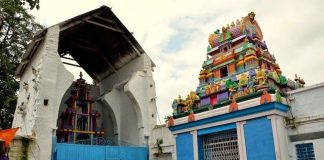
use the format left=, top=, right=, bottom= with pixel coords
left=69, top=137, right=140, bottom=147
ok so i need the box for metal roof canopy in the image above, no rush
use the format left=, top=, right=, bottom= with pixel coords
left=16, top=6, right=150, bottom=82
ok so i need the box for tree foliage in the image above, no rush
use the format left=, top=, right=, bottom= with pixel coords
left=0, top=0, right=43, bottom=129
left=15, top=0, right=40, bottom=10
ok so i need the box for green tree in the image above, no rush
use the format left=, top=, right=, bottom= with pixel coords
left=15, top=0, right=40, bottom=10
left=0, top=0, right=43, bottom=129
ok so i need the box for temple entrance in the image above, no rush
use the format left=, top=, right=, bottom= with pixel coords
left=56, top=73, right=117, bottom=143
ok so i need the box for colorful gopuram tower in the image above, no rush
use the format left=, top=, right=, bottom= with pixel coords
left=57, top=72, right=104, bottom=144
left=168, top=12, right=306, bottom=160
left=170, top=12, right=305, bottom=119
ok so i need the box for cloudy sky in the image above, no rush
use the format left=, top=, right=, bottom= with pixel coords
left=30, top=0, right=324, bottom=124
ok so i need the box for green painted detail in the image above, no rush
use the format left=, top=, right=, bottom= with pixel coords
left=207, top=45, right=212, bottom=52
left=234, top=43, right=256, bottom=53
left=199, top=83, right=207, bottom=88
left=225, top=79, right=238, bottom=89
left=275, top=90, right=282, bottom=103
left=268, top=72, right=280, bottom=83
left=194, top=106, right=210, bottom=114
left=173, top=112, right=189, bottom=119
left=218, top=31, right=232, bottom=43
left=279, top=75, right=287, bottom=85
left=235, top=46, right=244, bottom=53
left=214, top=29, right=220, bottom=34
left=202, top=59, right=213, bottom=67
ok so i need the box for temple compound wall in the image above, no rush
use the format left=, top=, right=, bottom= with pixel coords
left=11, top=6, right=157, bottom=160
left=286, top=83, right=324, bottom=159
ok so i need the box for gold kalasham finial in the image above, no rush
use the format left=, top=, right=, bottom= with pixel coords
left=248, top=11, right=256, bottom=21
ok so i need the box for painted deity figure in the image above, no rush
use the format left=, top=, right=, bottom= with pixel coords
left=172, top=99, right=178, bottom=115
left=228, top=85, right=236, bottom=100
left=247, top=76, right=255, bottom=93
left=255, top=68, right=267, bottom=85
left=239, top=74, right=248, bottom=86
left=185, top=95, right=193, bottom=111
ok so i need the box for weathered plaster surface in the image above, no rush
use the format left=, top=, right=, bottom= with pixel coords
left=150, top=125, right=174, bottom=160
left=287, top=83, right=324, bottom=159
left=12, top=26, right=74, bottom=160
left=100, top=54, right=157, bottom=146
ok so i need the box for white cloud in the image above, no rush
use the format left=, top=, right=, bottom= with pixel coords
left=30, top=0, right=324, bottom=124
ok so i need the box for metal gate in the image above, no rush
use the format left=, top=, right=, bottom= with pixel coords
left=203, top=129, right=239, bottom=160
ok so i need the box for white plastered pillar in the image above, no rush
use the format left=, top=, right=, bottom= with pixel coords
left=236, top=121, right=247, bottom=160
left=124, top=70, right=157, bottom=145
left=268, top=115, right=289, bottom=160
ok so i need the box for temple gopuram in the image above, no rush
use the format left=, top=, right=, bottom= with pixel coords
left=168, top=12, right=305, bottom=160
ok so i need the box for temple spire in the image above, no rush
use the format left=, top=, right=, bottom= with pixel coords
left=79, top=71, right=83, bottom=79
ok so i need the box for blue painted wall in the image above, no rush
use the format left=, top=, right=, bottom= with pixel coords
left=54, top=143, right=148, bottom=160
left=176, top=132, right=194, bottom=160
left=197, top=136, right=204, bottom=160
left=197, top=123, right=236, bottom=136
left=244, top=117, right=276, bottom=160
left=169, top=102, right=288, bottom=132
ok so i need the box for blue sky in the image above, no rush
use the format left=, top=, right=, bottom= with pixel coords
left=30, top=0, right=324, bottom=123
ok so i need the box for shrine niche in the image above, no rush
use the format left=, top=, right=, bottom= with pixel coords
left=57, top=72, right=104, bottom=143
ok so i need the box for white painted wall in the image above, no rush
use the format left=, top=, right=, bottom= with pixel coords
left=102, top=88, right=139, bottom=145
left=12, top=26, right=74, bottom=160
left=150, top=125, right=175, bottom=160
left=286, top=83, right=324, bottom=159
left=99, top=54, right=157, bottom=146
left=289, top=139, right=324, bottom=160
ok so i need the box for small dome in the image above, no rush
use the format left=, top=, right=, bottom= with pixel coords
left=208, top=33, right=219, bottom=47
left=213, top=37, right=220, bottom=47
left=230, top=26, right=242, bottom=39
